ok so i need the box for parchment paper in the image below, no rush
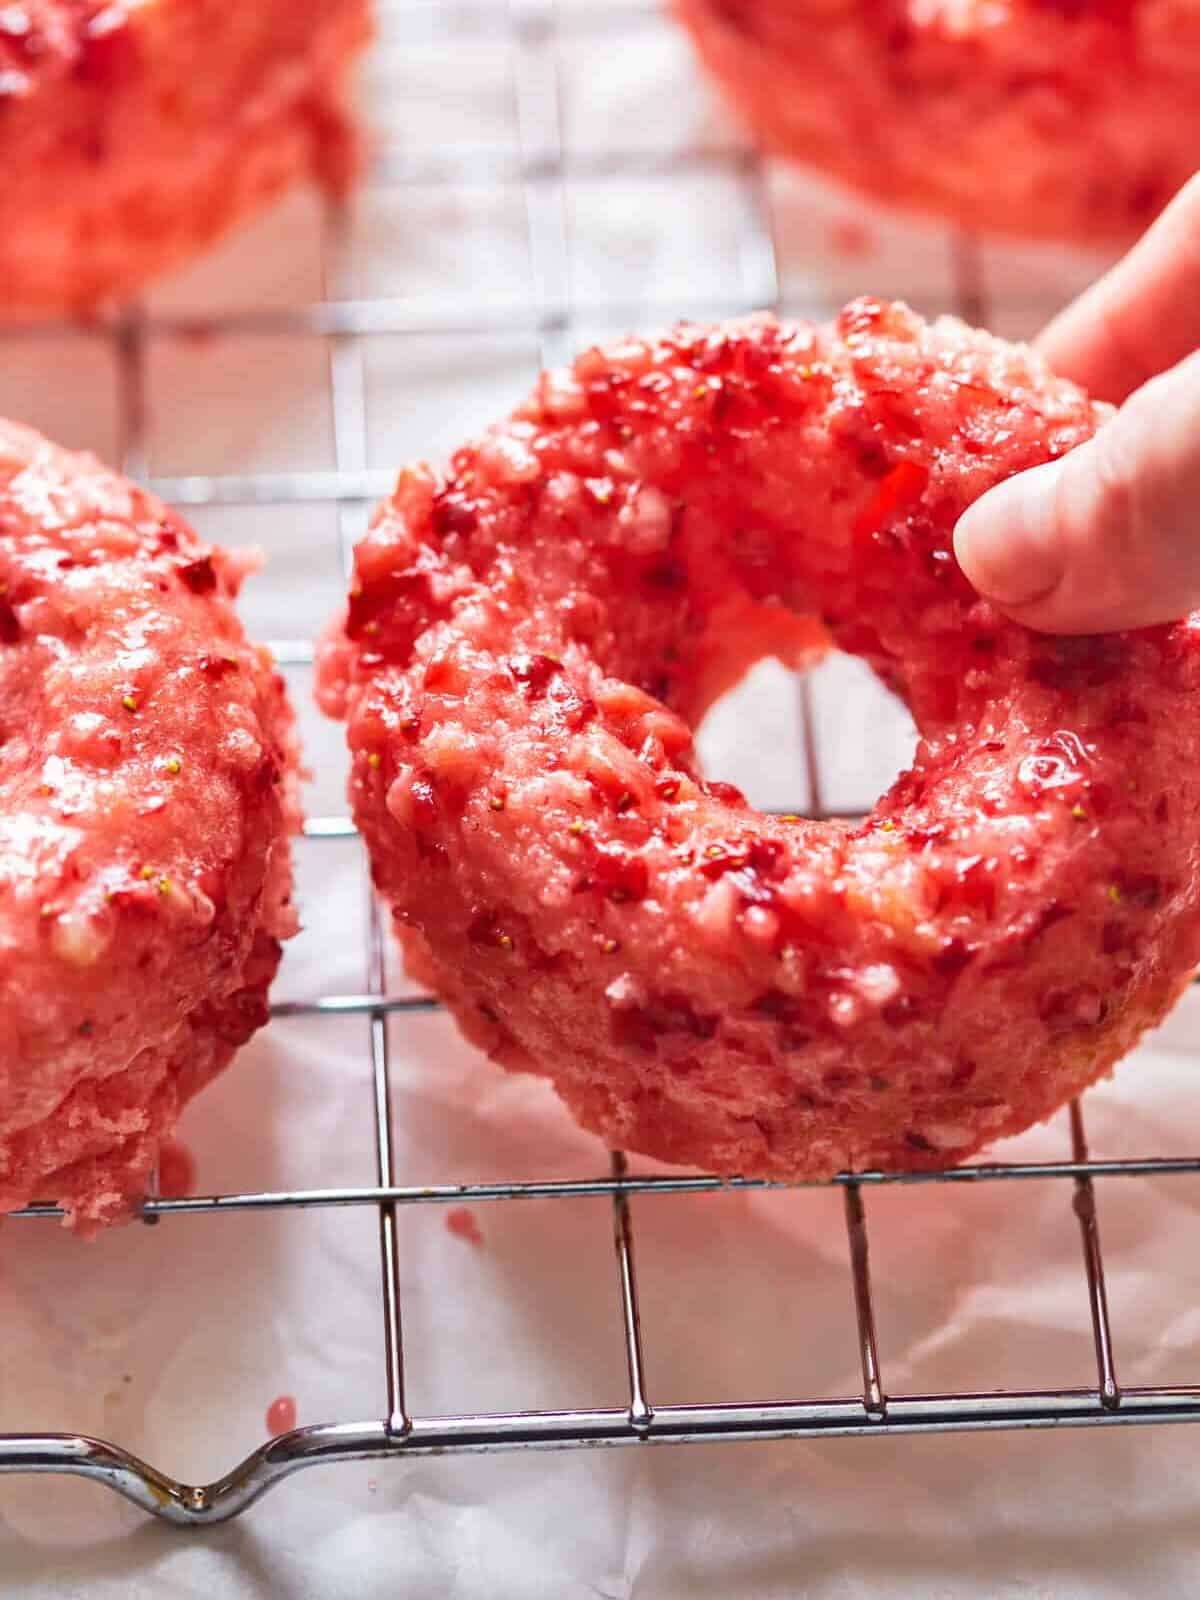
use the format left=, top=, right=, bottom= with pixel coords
left=4, top=3, right=1200, bottom=1594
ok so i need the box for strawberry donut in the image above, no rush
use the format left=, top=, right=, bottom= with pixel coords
left=675, top=0, right=1200, bottom=244
left=0, top=0, right=372, bottom=315
left=318, top=299, right=1200, bottom=1180
left=0, top=421, right=300, bottom=1228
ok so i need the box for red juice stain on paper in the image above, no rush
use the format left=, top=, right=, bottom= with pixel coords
left=445, top=1206, right=484, bottom=1246
left=266, top=1394, right=297, bottom=1435
left=829, top=218, right=876, bottom=259
left=157, top=1138, right=195, bottom=1198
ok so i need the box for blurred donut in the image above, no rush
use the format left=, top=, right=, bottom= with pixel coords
left=0, top=0, right=371, bottom=314
left=675, top=0, right=1200, bottom=242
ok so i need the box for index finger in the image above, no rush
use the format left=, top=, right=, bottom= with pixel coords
left=1036, top=172, right=1200, bottom=404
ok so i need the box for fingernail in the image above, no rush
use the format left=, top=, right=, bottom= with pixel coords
left=953, top=460, right=1065, bottom=609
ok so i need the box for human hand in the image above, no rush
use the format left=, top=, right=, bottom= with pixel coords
left=953, top=174, right=1200, bottom=634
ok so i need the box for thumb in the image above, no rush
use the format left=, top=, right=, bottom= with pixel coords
left=953, top=349, right=1200, bottom=634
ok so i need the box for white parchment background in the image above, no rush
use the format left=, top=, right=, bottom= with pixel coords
left=4, top=2, right=1200, bottom=1594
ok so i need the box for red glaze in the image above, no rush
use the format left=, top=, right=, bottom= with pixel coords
left=674, top=0, right=1200, bottom=243
left=318, top=300, right=1200, bottom=1181
left=0, top=0, right=372, bottom=315
left=265, top=1394, right=297, bottom=1435
left=0, top=420, right=300, bottom=1230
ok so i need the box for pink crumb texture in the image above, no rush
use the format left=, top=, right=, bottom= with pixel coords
left=674, top=0, right=1200, bottom=243
left=0, top=0, right=373, bottom=316
left=318, top=297, right=1200, bottom=1184
left=0, top=419, right=302, bottom=1232
left=445, top=1205, right=485, bottom=1246
left=265, top=1394, right=297, bottom=1435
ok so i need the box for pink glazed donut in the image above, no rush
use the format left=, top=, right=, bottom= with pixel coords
left=0, top=0, right=372, bottom=314
left=319, top=299, right=1200, bottom=1179
left=675, top=0, right=1200, bottom=242
left=0, top=421, right=300, bottom=1229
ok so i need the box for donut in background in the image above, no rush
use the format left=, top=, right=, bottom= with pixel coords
left=674, top=0, right=1200, bottom=244
left=0, top=0, right=372, bottom=315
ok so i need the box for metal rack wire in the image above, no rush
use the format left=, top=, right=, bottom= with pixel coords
left=3, top=0, right=1200, bottom=1528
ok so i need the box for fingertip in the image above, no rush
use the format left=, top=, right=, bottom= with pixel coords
left=954, top=461, right=1065, bottom=612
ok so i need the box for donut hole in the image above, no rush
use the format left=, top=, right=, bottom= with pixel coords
left=694, top=653, right=918, bottom=818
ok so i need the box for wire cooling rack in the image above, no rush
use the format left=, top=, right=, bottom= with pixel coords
left=3, top=0, right=1200, bottom=1530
